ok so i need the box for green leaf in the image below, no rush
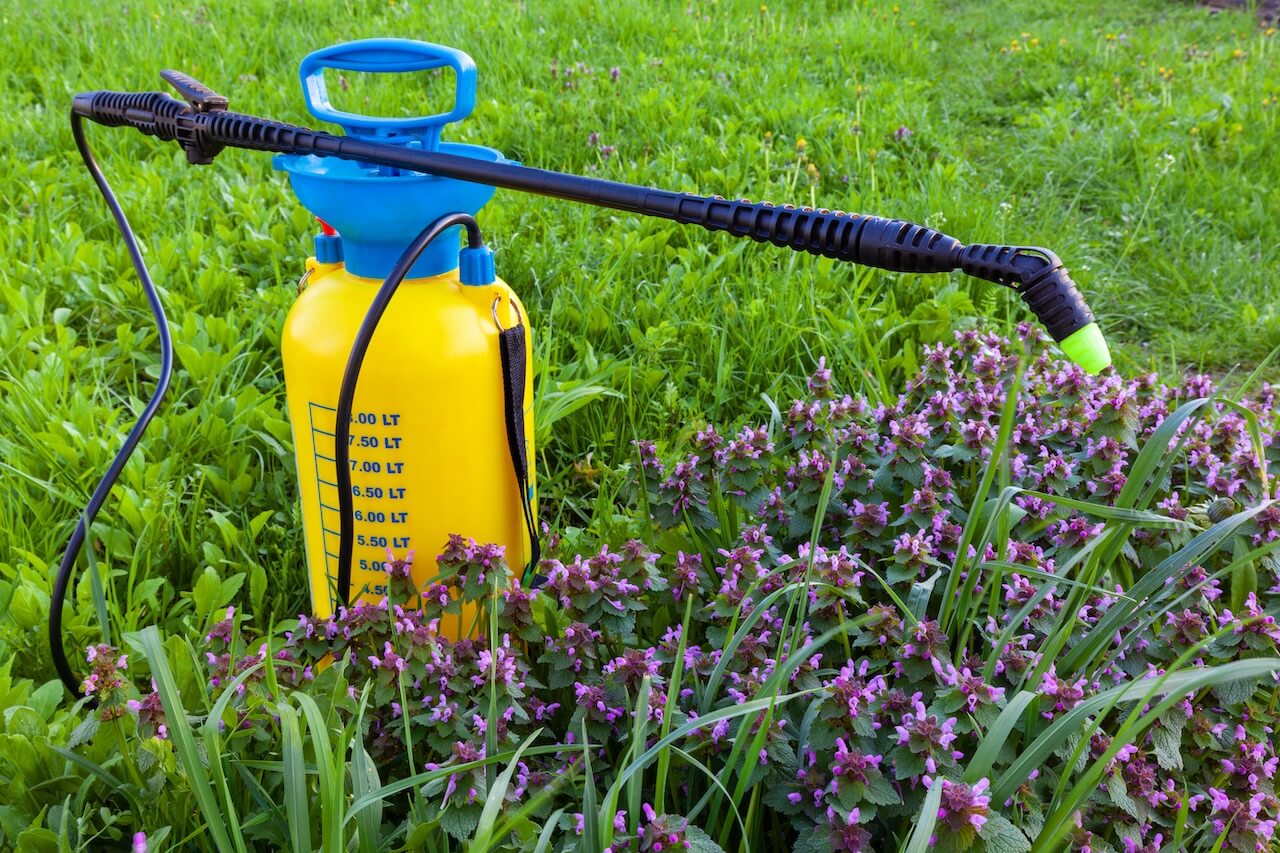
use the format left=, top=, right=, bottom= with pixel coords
left=66, top=715, right=100, bottom=749
left=684, top=823, right=728, bottom=853
left=1107, top=773, right=1141, bottom=820
left=790, top=824, right=830, bottom=853
left=1150, top=716, right=1183, bottom=772
left=907, top=570, right=940, bottom=621
left=15, top=827, right=60, bottom=853
left=5, top=707, right=44, bottom=739
left=1211, top=676, right=1260, bottom=706
left=438, top=804, right=481, bottom=841
left=193, top=566, right=222, bottom=623
left=978, top=813, right=1031, bottom=853
left=26, top=681, right=62, bottom=722
left=864, top=774, right=901, bottom=807
left=249, top=564, right=267, bottom=615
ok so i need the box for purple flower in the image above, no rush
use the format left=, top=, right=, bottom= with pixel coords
left=671, top=551, right=704, bottom=601
left=901, top=619, right=948, bottom=662
left=368, top=641, right=407, bottom=673
left=1040, top=665, right=1089, bottom=719
left=824, top=806, right=872, bottom=852
left=930, top=776, right=991, bottom=834
left=831, top=738, right=883, bottom=784
left=894, top=700, right=962, bottom=774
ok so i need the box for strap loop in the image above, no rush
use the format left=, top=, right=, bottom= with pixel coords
left=496, top=297, right=541, bottom=585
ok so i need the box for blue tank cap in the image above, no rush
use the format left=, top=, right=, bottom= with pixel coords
left=314, top=232, right=343, bottom=264
left=274, top=39, right=509, bottom=280
left=458, top=245, right=495, bottom=285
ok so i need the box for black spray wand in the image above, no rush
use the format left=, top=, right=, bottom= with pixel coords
left=72, top=73, right=1112, bottom=373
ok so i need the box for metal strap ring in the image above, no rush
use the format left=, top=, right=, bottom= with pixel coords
left=491, top=295, right=523, bottom=332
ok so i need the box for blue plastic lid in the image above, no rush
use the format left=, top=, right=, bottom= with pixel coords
left=458, top=245, right=495, bottom=286
left=274, top=39, right=508, bottom=280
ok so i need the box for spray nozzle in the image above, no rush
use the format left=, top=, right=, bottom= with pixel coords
left=959, top=245, right=1111, bottom=373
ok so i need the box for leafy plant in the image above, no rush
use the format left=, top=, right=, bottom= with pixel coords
left=7, top=330, right=1279, bottom=851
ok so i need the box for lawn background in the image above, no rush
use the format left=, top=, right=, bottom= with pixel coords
left=2, top=0, right=1277, bottom=646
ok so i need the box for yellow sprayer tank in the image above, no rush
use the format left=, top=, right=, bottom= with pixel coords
left=273, top=40, right=534, bottom=632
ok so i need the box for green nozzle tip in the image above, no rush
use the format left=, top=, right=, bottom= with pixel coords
left=1059, top=322, right=1111, bottom=375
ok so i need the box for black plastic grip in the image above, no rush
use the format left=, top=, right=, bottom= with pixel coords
left=71, top=91, right=184, bottom=139
left=959, top=245, right=1095, bottom=342
left=644, top=194, right=963, bottom=272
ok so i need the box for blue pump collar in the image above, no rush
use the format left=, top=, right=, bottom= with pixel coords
left=276, top=39, right=508, bottom=280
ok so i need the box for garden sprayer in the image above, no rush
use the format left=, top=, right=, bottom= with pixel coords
left=50, top=38, right=1111, bottom=697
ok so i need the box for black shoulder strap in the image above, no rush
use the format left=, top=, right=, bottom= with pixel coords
left=497, top=313, right=542, bottom=586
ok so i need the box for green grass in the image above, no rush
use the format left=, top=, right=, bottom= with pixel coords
left=1, top=0, right=1277, bottom=679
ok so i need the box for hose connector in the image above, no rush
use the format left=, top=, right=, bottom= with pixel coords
left=959, top=244, right=1111, bottom=374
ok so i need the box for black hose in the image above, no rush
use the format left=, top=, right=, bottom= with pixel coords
left=53, top=122, right=481, bottom=687
left=50, top=113, right=175, bottom=697
left=332, top=212, right=483, bottom=609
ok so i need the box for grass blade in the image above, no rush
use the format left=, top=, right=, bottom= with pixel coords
left=655, top=590, right=694, bottom=815
left=1060, top=501, right=1274, bottom=675
left=127, top=626, right=237, bottom=852
left=295, top=692, right=343, bottom=853
left=992, top=658, right=1280, bottom=804
left=581, top=719, right=599, bottom=853
left=964, top=690, right=1038, bottom=783
left=348, top=683, right=381, bottom=853
left=345, top=743, right=585, bottom=817
left=532, top=807, right=566, bottom=853
left=278, top=702, right=311, bottom=853
left=904, top=780, right=943, bottom=853
left=940, top=358, right=1023, bottom=633
left=472, top=728, right=542, bottom=852
left=625, top=675, right=652, bottom=841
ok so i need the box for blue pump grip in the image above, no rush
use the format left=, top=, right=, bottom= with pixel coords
left=298, top=38, right=476, bottom=150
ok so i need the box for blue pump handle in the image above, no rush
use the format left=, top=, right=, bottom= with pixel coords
left=298, top=38, right=476, bottom=150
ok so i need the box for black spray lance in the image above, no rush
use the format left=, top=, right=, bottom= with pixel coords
left=52, top=39, right=1110, bottom=696
left=72, top=60, right=1110, bottom=367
